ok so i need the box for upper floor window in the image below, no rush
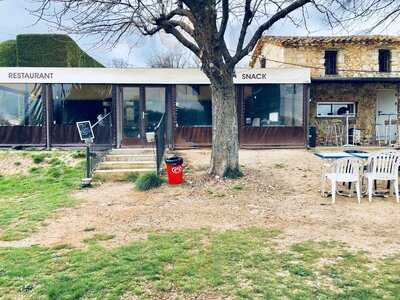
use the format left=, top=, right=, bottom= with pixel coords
left=260, top=57, right=266, bottom=68
left=379, top=49, right=391, bottom=73
left=324, top=50, right=338, bottom=75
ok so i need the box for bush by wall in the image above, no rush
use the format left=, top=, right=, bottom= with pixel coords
left=0, top=34, right=103, bottom=67
left=135, top=172, right=164, bottom=191
left=0, top=40, right=17, bottom=67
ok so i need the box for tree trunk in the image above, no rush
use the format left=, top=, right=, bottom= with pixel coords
left=208, top=72, right=240, bottom=177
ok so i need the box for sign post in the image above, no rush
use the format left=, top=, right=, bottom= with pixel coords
left=76, top=121, right=95, bottom=187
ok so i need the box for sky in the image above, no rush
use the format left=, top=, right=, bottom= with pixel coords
left=1, top=0, right=399, bottom=68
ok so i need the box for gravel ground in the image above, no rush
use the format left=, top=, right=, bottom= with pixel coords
left=1, top=148, right=400, bottom=257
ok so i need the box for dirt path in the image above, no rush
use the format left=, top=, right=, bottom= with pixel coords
left=2, top=149, right=400, bottom=257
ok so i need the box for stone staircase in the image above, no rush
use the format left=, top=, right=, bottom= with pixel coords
left=93, top=148, right=156, bottom=181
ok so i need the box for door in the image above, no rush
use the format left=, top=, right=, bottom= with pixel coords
left=121, top=86, right=166, bottom=146
left=122, top=87, right=142, bottom=145
left=376, top=90, right=397, bottom=143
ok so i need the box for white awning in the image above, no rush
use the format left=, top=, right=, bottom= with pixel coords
left=0, top=67, right=310, bottom=84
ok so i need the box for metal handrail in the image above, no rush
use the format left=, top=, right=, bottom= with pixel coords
left=154, top=114, right=167, bottom=175
left=154, top=113, right=165, bottom=132
left=88, top=113, right=113, bottom=177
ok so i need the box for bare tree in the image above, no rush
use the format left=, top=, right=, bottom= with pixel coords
left=111, top=58, right=130, bottom=68
left=32, top=0, right=400, bottom=177
left=147, top=50, right=188, bottom=68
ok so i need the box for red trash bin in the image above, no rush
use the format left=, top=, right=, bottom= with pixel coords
left=165, top=156, right=184, bottom=184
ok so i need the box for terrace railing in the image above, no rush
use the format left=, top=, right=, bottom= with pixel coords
left=87, top=112, right=113, bottom=178
left=154, top=113, right=167, bottom=176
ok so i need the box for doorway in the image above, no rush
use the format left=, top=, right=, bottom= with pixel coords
left=121, top=86, right=166, bottom=146
left=376, top=89, right=397, bottom=143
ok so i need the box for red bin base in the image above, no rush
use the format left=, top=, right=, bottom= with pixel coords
left=166, top=163, right=184, bottom=184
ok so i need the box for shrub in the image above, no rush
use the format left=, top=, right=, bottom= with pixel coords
left=14, top=161, right=21, bottom=166
left=135, top=172, right=164, bottom=191
left=0, top=34, right=103, bottom=68
left=0, top=40, right=17, bottom=67
left=29, top=166, right=41, bottom=174
left=83, top=227, right=96, bottom=232
left=126, top=172, right=139, bottom=183
left=72, top=151, right=86, bottom=159
left=31, top=153, right=47, bottom=164
left=46, top=167, right=63, bottom=178
left=49, top=158, right=63, bottom=166
left=223, top=167, right=244, bottom=179
left=16, top=34, right=103, bottom=67
left=274, top=163, right=286, bottom=169
left=232, top=184, right=243, bottom=191
left=83, top=233, right=115, bottom=244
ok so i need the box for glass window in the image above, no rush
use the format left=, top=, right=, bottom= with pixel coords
left=316, top=102, right=356, bottom=117
left=123, top=87, right=140, bottom=139
left=52, top=84, right=112, bottom=125
left=145, top=87, right=165, bottom=131
left=325, top=50, right=338, bottom=75
left=0, top=83, right=43, bottom=126
left=244, top=84, right=303, bottom=127
left=379, top=49, right=391, bottom=73
left=176, top=85, right=212, bottom=126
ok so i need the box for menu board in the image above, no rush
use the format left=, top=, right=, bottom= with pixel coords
left=76, top=121, right=94, bottom=141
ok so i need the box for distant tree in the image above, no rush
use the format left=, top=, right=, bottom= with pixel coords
left=111, top=58, right=129, bottom=68
left=147, top=50, right=188, bottom=68
left=33, top=0, right=400, bottom=177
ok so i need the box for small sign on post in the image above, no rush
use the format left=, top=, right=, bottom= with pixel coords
left=76, top=121, right=95, bottom=187
left=76, top=121, right=94, bottom=143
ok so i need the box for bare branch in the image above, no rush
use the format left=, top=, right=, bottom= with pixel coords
left=235, top=0, right=253, bottom=58
left=218, top=0, right=229, bottom=39
left=231, top=0, right=312, bottom=66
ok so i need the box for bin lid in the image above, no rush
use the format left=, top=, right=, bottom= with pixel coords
left=165, top=156, right=183, bottom=165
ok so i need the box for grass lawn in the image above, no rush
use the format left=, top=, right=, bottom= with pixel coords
left=1, top=149, right=400, bottom=299
left=0, top=228, right=399, bottom=299
left=0, top=151, right=83, bottom=241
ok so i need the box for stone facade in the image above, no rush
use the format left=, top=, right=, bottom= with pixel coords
left=310, top=82, right=399, bottom=145
left=251, top=35, right=400, bottom=78
left=250, top=35, right=400, bottom=145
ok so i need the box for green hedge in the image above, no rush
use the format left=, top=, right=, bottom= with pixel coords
left=0, top=40, right=17, bottom=67
left=0, top=34, right=103, bottom=67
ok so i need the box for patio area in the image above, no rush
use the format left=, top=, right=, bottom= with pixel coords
left=2, top=148, right=400, bottom=258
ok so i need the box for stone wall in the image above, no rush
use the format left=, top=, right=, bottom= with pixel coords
left=310, top=82, right=400, bottom=145
left=254, top=43, right=400, bottom=78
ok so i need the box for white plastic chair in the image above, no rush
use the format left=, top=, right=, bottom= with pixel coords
left=365, top=151, right=400, bottom=203
left=321, top=158, right=363, bottom=204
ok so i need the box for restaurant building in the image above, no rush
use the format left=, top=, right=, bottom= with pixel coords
left=251, top=35, right=400, bottom=146
left=0, top=67, right=310, bottom=149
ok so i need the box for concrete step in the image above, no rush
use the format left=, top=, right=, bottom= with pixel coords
left=105, top=154, right=155, bottom=162
left=93, top=168, right=156, bottom=181
left=110, top=148, right=154, bottom=155
left=97, top=161, right=155, bottom=170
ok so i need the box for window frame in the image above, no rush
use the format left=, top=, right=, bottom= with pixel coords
left=379, top=49, right=391, bottom=73
left=324, top=50, right=338, bottom=75
left=0, top=83, right=44, bottom=126
left=175, top=84, right=212, bottom=128
left=260, top=57, right=266, bottom=68
left=316, top=102, right=356, bottom=118
left=51, top=83, right=112, bottom=126
left=243, top=84, right=304, bottom=128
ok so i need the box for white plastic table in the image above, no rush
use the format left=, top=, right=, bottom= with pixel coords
left=314, top=152, right=353, bottom=159
left=315, top=151, right=369, bottom=197
left=314, top=151, right=369, bottom=160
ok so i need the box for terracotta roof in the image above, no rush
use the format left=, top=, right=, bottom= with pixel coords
left=260, top=35, right=400, bottom=47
